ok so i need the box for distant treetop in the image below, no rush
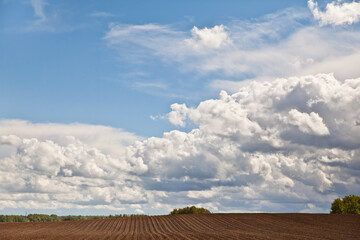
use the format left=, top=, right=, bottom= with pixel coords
left=330, top=195, right=360, bottom=214
left=170, top=206, right=211, bottom=215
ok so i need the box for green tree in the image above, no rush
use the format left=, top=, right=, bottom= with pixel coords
left=330, top=198, right=343, bottom=214
left=342, top=195, right=360, bottom=214
left=170, top=206, right=211, bottom=215
left=330, top=195, right=360, bottom=214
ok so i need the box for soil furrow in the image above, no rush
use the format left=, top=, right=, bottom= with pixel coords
left=147, top=216, right=157, bottom=234
left=194, top=215, right=217, bottom=232
left=193, top=215, right=215, bottom=232
left=0, top=214, right=359, bottom=240
left=152, top=215, right=173, bottom=239
left=162, top=216, right=181, bottom=233
left=93, top=218, right=109, bottom=232
left=173, top=215, right=196, bottom=233
left=118, top=218, right=127, bottom=233
left=213, top=214, right=255, bottom=231
left=114, top=218, right=123, bottom=232
left=157, top=216, right=173, bottom=233
left=124, top=217, right=132, bottom=234
left=67, top=220, right=85, bottom=234
left=179, top=215, right=206, bottom=232
left=139, top=215, right=148, bottom=234
left=119, top=217, right=129, bottom=234
left=106, top=218, right=118, bottom=232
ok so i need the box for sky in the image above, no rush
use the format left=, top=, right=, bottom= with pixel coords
left=0, top=0, right=360, bottom=215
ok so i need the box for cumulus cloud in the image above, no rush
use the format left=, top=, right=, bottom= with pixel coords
left=0, top=135, right=21, bottom=146
left=0, top=121, right=148, bottom=211
left=168, top=103, right=189, bottom=127
left=286, top=109, right=330, bottom=136
left=0, top=120, right=139, bottom=156
left=308, top=0, right=360, bottom=26
left=1, top=74, right=360, bottom=213
left=126, top=73, right=359, bottom=212
left=185, top=25, right=231, bottom=49
left=11, top=137, right=146, bottom=177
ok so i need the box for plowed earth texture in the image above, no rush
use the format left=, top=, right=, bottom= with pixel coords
left=0, top=213, right=359, bottom=240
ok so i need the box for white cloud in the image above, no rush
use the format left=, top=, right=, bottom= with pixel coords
left=124, top=73, right=359, bottom=212
left=0, top=135, right=21, bottom=146
left=185, top=25, right=231, bottom=49
left=0, top=119, right=139, bottom=156
left=31, top=0, right=47, bottom=23
left=23, top=0, right=84, bottom=33
left=135, top=208, right=145, bottom=214
left=286, top=109, right=330, bottom=136
left=104, top=23, right=190, bottom=65
left=25, top=0, right=52, bottom=32
left=104, top=23, right=181, bottom=48
left=168, top=103, right=189, bottom=127
left=1, top=74, right=360, bottom=213
left=12, top=137, right=146, bottom=177
left=308, top=0, right=360, bottom=26
left=3, top=4, right=360, bottom=213
left=90, top=11, right=114, bottom=18
left=133, top=82, right=168, bottom=90
left=105, top=9, right=360, bottom=93
left=0, top=120, right=149, bottom=211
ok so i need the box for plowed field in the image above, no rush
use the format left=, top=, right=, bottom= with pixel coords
left=0, top=213, right=359, bottom=239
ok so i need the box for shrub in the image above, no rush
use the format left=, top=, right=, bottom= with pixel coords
left=330, top=195, right=360, bottom=214
left=0, top=215, right=29, bottom=222
left=170, top=206, right=211, bottom=215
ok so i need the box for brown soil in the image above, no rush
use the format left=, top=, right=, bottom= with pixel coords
left=0, top=213, right=359, bottom=240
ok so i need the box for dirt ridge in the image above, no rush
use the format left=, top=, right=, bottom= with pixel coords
left=0, top=213, right=359, bottom=240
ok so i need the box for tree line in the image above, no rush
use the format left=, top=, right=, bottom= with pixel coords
left=0, top=214, right=146, bottom=223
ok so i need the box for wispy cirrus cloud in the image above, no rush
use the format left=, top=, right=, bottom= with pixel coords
left=26, top=0, right=56, bottom=32
left=30, top=0, right=47, bottom=24
left=90, top=11, right=115, bottom=18
left=23, top=0, right=85, bottom=33
left=104, top=7, right=360, bottom=95
left=104, top=23, right=185, bottom=62
left=133, top=82, right=168, bottom=90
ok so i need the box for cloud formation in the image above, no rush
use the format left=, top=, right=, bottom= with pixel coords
left=105, top=9, right=360, bottom=96
left=2, top=74, right=358, bottom=213
left=185, top=25, right=231, bottom=49
left=308, top=0, right=360, bottom=26
left=0, top=120, right=139, bottom=156
left=130, top=73, right=360, bottom=212
left=286, top=109, right=330, bottom=136
left=0, top=121, right=149, bottom=212
left=2, top=3, right=360, bottom=214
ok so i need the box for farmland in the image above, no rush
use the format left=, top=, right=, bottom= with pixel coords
left=0, top=213, right=359, bottom=239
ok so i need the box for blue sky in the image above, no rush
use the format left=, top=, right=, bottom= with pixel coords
left=1, top=0, right=309, bottom=137
left=1, top=0, right=360, bottom=215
